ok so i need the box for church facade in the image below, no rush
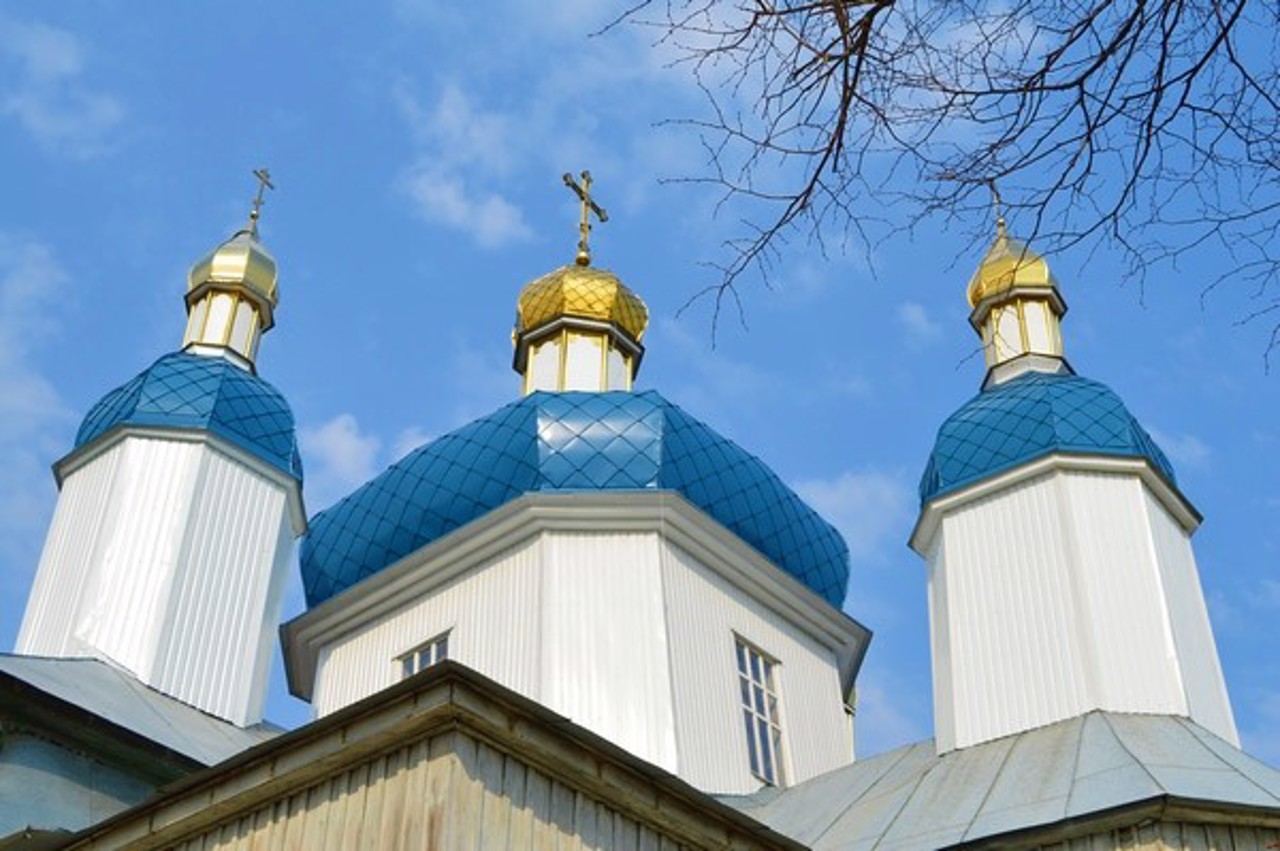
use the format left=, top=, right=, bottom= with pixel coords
left=2, top=176, right=1278, bottom=850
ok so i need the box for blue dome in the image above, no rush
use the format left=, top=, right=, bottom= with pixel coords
left=75, top=351, right=302, bottom=480
left=301, top=391, right=849, bottom=608
left=920, top=371, right=1174, bottom=504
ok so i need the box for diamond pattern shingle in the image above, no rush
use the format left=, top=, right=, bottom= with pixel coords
left=301, top=390, right=849, bottom=609
left=75, top=351, right=301, bottom=480
left=920, top=371, right=1175, bottom=504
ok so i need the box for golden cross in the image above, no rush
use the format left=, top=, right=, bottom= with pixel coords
left=563, top=170, right=608, bottom=266
left=248, top=168, right=275, bottom=234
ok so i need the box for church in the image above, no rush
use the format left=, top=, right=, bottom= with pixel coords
left=1, top=171, right=1278, bottom=850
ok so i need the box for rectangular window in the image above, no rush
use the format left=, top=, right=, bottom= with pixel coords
left=398, top=631, right=450, bottom=679
left=736, top=637, right=785, bottom=785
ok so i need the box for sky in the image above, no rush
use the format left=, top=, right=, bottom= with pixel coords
left=1, top=1, right=1276, bottom=765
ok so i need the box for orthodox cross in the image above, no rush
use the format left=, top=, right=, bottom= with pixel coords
left=986, top=177, right=1006, bottom=233
left=563, top=170, right=608, bottom=266
left=248, top=168, right=275, bottom=235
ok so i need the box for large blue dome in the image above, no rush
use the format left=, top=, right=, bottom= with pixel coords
left=75, top=351, right=302, bottom=480
left=301, top=391, right=850, bottom=608
left=920, top=371, right=1174, bottom=504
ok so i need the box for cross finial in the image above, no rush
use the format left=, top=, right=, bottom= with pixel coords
left=986, top=178, right=1006, bottom=235
left=563, top=170, right=608, bottom=266
left=248, top=168, right=275, bottom=236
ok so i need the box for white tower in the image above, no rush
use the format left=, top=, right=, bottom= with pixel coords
left=16, top=174, right=305, bottom=727
left=910, top=215, right=1237, bottom=753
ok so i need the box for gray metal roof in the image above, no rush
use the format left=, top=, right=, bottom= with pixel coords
left=0, top=655, right=278, bottom=766
left=724, top=712, right=1280, bottom=850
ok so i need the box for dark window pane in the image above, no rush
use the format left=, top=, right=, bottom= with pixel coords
left=744, top=710, right=759, bottom=774
left=437, top=636, right=448, bottom=661
left=759, top=718, right=774, bottom=782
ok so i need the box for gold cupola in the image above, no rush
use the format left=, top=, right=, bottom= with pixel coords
left=967, top=203, right=1068, bottom=383
left=182, top=170, right=279, bottom=369
left=513, top=172, right=649, bottom=394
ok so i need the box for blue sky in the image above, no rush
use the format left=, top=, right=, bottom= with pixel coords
left=1, top=2, right=1276, bottom=764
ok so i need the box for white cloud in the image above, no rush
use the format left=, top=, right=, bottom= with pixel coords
left=795, top=470, right=914, bottom=563
left=401, top=167, right=532, bottom=249
left=897, top=301, right=941, bottom=346
left=1146, top=426, right=1211, bottom=469
left=299, top=414, right=382, bottom=509
left=0, top=234, right=73, bottom=605
left=391, top=425, right=434, bottom=462
left=0, top=16, right=123, bottom=157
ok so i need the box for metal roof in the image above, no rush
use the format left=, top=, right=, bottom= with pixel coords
left=725, top=712, right=1280, bottom=850
left=919, top=372, right=1175, bottom=504
left=0, top=655, right=278, bottom=766
left=301, top=390, right=850, bottom=608
left=74, top=351, right=302, bottom=480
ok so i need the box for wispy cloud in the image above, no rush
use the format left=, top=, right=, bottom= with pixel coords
left=795, top=469, right=914, bottom=563
left=298, top=414, right=382, bottom=510
left=394, top=81, right=532, bottom=248
left=401, top=167, right=532, bottom=248
left=1147, top=425, right=1211, bottom=469
left=897, top=301, right=942, bottom=347
left=0, top=16, right=123, bottom=157
left=0, top=234, right=74, bottom=607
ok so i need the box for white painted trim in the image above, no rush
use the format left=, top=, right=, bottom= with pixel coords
left=911, top=452, right=1200, bottom=554
left=283, top=491, right=869, bottom=702
left=55, top=426, right=306, bottom=534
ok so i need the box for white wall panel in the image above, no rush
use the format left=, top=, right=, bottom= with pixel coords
left=16, top=434, right=296, bottom=727
left=17, top=442, right=123, bottom=658
left=934, top=473, right=1089, bottom=751
left=1061, top=472, right=1185, bottom=715
left=541, top=532, right=677, bottom=773
left=152, top=449, right=292, bottom=725
left=661, top=541, right=850, bottom=793
left=312, top=538, right=542, bottom=717
left=929, top=465, right=1240, bottom=752
left=1143, top=489, right=1239, bottom=744
left=72, top=439, right=203, bottom=677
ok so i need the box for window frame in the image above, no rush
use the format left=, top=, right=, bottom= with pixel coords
left=397, top=630, right=451, bottom=679
left=734, top=635, right=787, bottom=786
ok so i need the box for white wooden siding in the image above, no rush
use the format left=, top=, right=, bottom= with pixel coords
left=16, top=435, right=295, bottom=726
left=929, top=468, right=1238, bottom=752
left=932, top=472, right=1090, bottom=752
left=661, top=541, right=851, bottom=793
left=542, top=532, right=678, bottom=773
left=313, top=537, right=543, bottom=716
left=1143, top=488, right=1239, bottom=745
left=151, top=447, right=293, bottom=725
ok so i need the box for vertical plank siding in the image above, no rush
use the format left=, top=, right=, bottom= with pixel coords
left=1028, top=819, right=1280, bottom=850
left=163, top=730, right=699, bottom=851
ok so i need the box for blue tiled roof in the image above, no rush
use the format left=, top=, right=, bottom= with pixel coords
left=75, top=351, right=302, bottom=480
left=920, top=371, right=1174, bottom=504
left=301, top=391, right=849, bottom=608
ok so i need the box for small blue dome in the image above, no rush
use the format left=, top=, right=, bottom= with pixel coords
left=920, top=371, right=1174, bottom=504
left=301, top=391, right=849, bottom=609
left=75, top=351, right=302, bottom=480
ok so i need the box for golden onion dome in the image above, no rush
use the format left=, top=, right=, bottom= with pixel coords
left=967, top=222, right=1055, bottom=308
left=187, top=229, right=279, bottom=307
left=517, top=264, right=648, bottom=341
